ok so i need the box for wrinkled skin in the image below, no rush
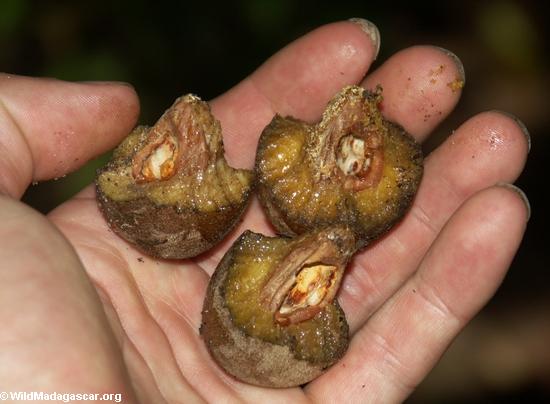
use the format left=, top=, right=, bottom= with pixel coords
left=0, top=21, right=529, bottom=403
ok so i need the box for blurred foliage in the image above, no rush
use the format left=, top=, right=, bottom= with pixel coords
left=1, top=0, right=549, bottom=401
left=0, top=0, right=27, bottom=35
left=477, top=1, right=539, bottom=72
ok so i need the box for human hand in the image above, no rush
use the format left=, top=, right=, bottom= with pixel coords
left=0, top=20, right=529, bottom=403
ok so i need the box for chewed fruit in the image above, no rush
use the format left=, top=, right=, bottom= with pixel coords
left=201, top=226, right=356, bottom=387
left=96, top=94, right=253, bottom=259
left=255, top=85, right=423, bottom=245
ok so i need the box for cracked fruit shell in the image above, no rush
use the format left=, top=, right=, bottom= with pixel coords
left=201, top=226, right=356, bottom=387
left=96, top=94, right=253, bottom=259
left=255, top=85, right=423, bottom=245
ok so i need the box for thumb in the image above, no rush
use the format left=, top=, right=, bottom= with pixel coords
left=0, top=73, right=139, bottom=198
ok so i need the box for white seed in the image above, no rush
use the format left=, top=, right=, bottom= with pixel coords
left=143, top=136, right=178, bottom=180
left=279, top=264, right=336, bottom=313
left=337, top=135, right=369, bottom=175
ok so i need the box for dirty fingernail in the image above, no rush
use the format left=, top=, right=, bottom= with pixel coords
left=497, top=182, right=531, bottom=221
left=79, top=80, right=135, bottom=89
left=492, top=110, right=531, bottom=154
left=434, top=46, right=466, bottom=85
left=349, top=18, right=381, bottom=60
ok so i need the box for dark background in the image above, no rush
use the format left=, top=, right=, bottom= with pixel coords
left=2, top=0, right=548, bottom=402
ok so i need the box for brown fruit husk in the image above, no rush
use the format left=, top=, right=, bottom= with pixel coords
left=255, top=85, right=423, bottom=246
left=201, top=228, right=354, bottom=388
left=96, top=95, right=253, bottom=259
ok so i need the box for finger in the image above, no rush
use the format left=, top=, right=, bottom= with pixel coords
left=362, top=45, right=465, bottom=139
left=340, top=111, right=529, bottom=332
left=307, top=185, right=529, bottom=402
left=0, top=73, right=139, bottom=198
left=210, top=20, right=380, bottom=169
left=0, top=196, right=136, bottom=397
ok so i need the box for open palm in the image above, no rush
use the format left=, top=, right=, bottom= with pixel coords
left=0, top=21, right=529, bottom=403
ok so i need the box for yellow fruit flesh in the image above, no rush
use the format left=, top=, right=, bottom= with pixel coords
left=224, top=233, right=346, bottom=365
left=97, top=127, right=252, bottom=211
left=259, top=126, right=347, bottom=225
left=259, top=118, right=420, bottom=235
left=354, top=128, right=420, bottom=230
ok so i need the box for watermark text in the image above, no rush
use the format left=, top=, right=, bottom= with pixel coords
left=0, top=391, right=122, bottom=402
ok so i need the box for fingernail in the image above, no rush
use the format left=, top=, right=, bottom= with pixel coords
left=349, top=18, right=381, bottom=60
left=79, top=80, right=135, bottom=89
left=433, top=46, right=466, bottom=85
left=491, top=110, right=531, bottom=154
left=497, top=183, right=531, bottom=221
